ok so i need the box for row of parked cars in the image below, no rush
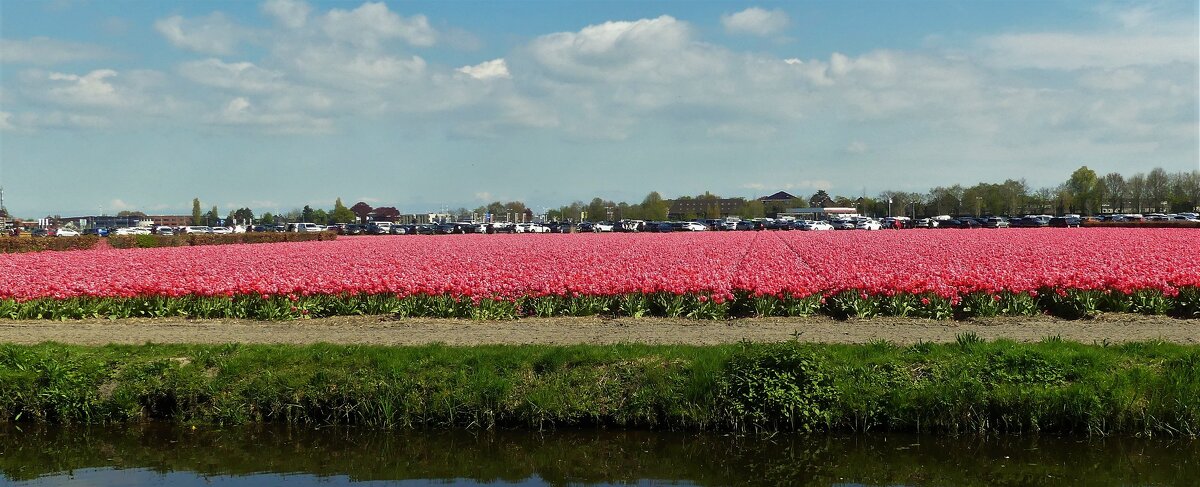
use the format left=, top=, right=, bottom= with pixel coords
left=18, top=211, right=1195, bottom=238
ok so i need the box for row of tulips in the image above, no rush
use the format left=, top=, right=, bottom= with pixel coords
left=1, top=229, right=1197, bottom=320
left=0, top=287, right=1196, bottom=321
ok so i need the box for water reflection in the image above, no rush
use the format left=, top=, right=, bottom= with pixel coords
left=1, top=424, right=1195, bottom=486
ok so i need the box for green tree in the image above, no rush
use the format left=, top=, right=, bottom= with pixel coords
left=301, top=205, right=315, bottom=223
left=739, top=199, right=765, bottom=218
left=330, top=198, right=356, bottom=224
left=207, top=206, right=219, bottom=226
left=641, top=192, right=668, bottom=220
left=1065, top=166, right=1099, bottom=214
left=312, top=209, right=329, bottom=225
left=232, top=208, right=255, bottom=224
left=191, top=198, right=202, bottom=226
left=261, top=212, right=275, bottom=225
left=809, top=190, right=833, bottom=208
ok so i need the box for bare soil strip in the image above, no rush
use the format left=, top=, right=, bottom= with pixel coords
left=1, top=314, right=1196, bottom=346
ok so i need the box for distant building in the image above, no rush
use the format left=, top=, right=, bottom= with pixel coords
left=780, top=207, right=859, bottom=220
left=757, top=191, right=799, bottom=204
left=757, top=191, right=803, bottom=217
left=668, top=198, right=745, bottom=220
left=147, top=215, right=192, bottom=227
left=397, top=213, right=450, bottom=224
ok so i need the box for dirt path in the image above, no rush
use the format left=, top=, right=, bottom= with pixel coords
left=0, top=314, right=1196, bottom=346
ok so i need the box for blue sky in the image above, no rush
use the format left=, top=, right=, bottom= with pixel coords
left=1, top=0, right=1197, bottom=217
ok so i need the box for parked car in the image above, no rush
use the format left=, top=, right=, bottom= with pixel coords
left=180, top=226, right=212, bottom=234
left=54, top=228, right=81, bottom=237
left=155, top=226, right=175, bottom=236
left=83, top=228, right=110, bottom=236
left=288, top=223, right=323, bottom=233
left=365, top=222, right=393, bottom=235
left=855, top=219, right=882, bottom=230
left=938, top=218, right=976, bottom=229
left=1049, top=217, right=1082, bottom=228
left=210, top=227, right=233, bottom=234
left=807, top=221, right=834, bottom=231
left=832, top=219, right=857, bottom=230
left=983, top=217, right=1010, bottom=228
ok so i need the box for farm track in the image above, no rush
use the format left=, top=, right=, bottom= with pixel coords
left=1, top=314, right=1196, bottom=346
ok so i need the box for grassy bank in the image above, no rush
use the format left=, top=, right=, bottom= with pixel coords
left=3, top=287, right=1198, bottom=321
left=1, top=339, right=1197, bottom=435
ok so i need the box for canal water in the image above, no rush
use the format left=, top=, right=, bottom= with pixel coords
left=1, top=424, right=1195, bottom=486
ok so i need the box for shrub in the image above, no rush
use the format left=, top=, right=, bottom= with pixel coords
left=108, top=232, right=336, bottom=249
left=0, top=236, right=99, bottom=253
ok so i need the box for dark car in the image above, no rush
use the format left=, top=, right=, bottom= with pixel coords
left=1014, top=217, right=1049, bottom=228
left=30, top=228, right=48, bottom=237
left=765, top=220, right=791, bottom=231
left=645, top=221, right=672, bottom=232
left=365, top=223, right=392, bottom=235
left=82, top=228, right=109, bottom=236
left=343, top=224, right=366, bottom=235
left=941, top=218, right=982, bottom=229
left=1049, top=217, right=1081, bottom=228
left=391, top=224, right=415, bottom=235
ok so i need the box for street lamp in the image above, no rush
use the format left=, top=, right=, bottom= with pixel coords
left=976, top=196, right=983, bottom=217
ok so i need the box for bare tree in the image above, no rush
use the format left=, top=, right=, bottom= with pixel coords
left=1102, top=172, right=1126, bottom=213
left=1126, top=173, right=1146, bottom=213
left=1145, top=168, right=1169, bottom=212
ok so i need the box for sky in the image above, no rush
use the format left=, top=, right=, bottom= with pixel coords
left=1, top=0, right=1197, bottom=217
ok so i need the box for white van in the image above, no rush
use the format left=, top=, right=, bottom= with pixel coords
left=288, top=223, right=323, bottom=233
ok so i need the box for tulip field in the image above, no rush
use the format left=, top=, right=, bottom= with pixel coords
left=1, top=228, right=1198, bottom=320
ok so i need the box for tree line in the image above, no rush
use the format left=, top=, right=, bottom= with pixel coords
left=177, top=166, right=1196, bottom=226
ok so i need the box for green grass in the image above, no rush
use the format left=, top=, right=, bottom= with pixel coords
left=1, top=340, right=1197, bottom=435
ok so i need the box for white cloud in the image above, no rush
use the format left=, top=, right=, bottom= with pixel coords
left=179, top=58, right=286, bottom=92
left=108, top=199, right=134, bottom=211
left=45, top=69, right=123, bottom=106
left=457, top=58, right=511, bottom=80
left=474, top=192, right=492, bottom=201
left=981, top=31, right=1197, bottom=69
left=721, top=7, right=790, bottom=37
left=528, top=16, right=710, bottom=82
left=5, top=111, right=110, bottom=130
left=211, top=96, right=333, bottom=134
left=1078, top=68, right=1146, bottom=90
left=285, top=45, right=427, bottom=88
left=0, top=37, right=112, bottom=65
left=707, top=123, right=777, bottom=141
left=321, top=2, right=436, bottom=48
left=846, top=141, right=868, bottom=154
left=262, top=0, right=310, bottom=29
left=154, top=13, right=242, bottom=55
